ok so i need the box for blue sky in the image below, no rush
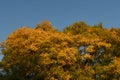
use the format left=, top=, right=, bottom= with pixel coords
left=0, top=0, right=120, bottom=42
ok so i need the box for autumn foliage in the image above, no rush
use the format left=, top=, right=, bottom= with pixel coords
left=0, top=21, right=120, bottom=80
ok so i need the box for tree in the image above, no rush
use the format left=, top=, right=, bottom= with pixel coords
left=0, top=21, right=120, bottom=80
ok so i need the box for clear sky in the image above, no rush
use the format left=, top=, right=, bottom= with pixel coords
left=0, top=0, right=120, bottom=42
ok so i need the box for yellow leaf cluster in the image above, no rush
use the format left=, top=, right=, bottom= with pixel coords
left=86, top=45, right=95, bottom=53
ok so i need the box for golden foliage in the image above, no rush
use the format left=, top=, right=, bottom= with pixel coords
left=1, top=21, right=120, bottom=80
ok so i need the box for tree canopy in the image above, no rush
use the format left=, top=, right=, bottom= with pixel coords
left=0, top=21, right=120, bottom=80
